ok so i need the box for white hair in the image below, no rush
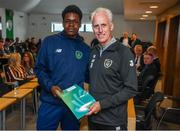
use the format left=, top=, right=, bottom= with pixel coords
left=91, top=7, right=113, bottom=22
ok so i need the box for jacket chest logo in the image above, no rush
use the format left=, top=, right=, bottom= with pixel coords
left=55, top=49, right=62, bottom=53
left=104, top=59, right=113, bottom=68
left=90, top=55, right=96, bottom=68
left=75, top=50, right=83, bottom=60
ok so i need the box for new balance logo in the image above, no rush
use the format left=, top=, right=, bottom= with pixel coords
left=55, top=49, right=62, bottom=53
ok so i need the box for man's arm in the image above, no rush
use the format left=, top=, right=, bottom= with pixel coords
left=34, top=38, right=54, bottom=93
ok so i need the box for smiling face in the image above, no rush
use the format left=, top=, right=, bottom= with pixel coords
left=134, top=45, right=143, bottom=56
left=63, top=12, right=81, bottom=38
left=92, top=11, right=113, bottom=46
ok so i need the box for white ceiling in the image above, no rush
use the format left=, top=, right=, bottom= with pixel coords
left=0, top=0, right=124, bottom=14
left=0, top=0, right=179, bottom=20
left=124, top=0, right=179, bottom=20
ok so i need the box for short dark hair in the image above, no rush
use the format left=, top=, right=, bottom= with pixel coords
left=62, top=5, right=82, bottom=20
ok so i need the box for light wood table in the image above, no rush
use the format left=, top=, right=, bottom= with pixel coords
left=3, top=89, right=33, bottom=99
left=18, top=82, right=39, bottom=89
left=128, top=98, right=136, bottom=130
left=18, top=82, right=39, bottom=113
left=0, top=98, right=17, bottom=130
left=2, top=89, right=33, bottom=130
left=30, top=78, right=38, bottom=82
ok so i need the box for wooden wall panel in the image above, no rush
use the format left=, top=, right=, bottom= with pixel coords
left=156, top=21, right=166, bottom=72
left=173, top=16, right=180, bottom=106
left=164, top=16, right=179, bottom=95
left=156, top=3, right=180, bottom=107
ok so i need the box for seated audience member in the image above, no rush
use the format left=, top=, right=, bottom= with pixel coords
left=3, top=38, right=11, bottom=54
left=147, top=45, right=161, bottom=73
left=0, top=73, right=12, bottom=96
left=138, top=52, right=159, bottom=93
left=29, top=37, right=38, bottom=60
left=22, top=38, right=31, bottom=51
left=36, top=38, right=42, bottom=53
left=6, top=53, right=27, bottom=83
left=9, top=37, right=20, bottom=53
left=21, top=51, right=35, bottom=78
left=0, top=39, right=6, bottom=57
left=134, top=44, right=144, bottom=73
left=129, top=33, right=141, bottom=49
left=142, top=41, right=153, bottom=53
left=22, top=51, right=41, bottom=92
left=119, top=32, right=131, bottom=47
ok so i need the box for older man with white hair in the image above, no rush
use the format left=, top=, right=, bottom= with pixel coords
left=87, top=7, right=138, bottom=130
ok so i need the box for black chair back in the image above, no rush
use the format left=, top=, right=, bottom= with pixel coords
left=136, top=92, right=164, bottom=130
left=144, top=92, right=164, bottom=129
left=145, top=92, right=164, bottom=116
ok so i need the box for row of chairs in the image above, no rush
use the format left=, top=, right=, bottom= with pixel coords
left=135, top=70, right=180, bottom=129
left=135, top=91, right=180, bottom=130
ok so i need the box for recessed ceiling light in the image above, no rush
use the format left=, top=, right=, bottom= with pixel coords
left=145, top=11, right=152, bottom=14
left=140, top=17, right=145, bottom=20
left=142, top=14, right=148, bottom=17
left=150, top=5, right=158, bottom=9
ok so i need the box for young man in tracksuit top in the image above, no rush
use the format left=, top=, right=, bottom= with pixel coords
left=34, top=5, right=90, bottom=130
left=87, top=7, right=138, bottom=130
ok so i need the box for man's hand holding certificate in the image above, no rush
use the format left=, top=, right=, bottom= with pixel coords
left=55, top=84, right=96, bottom=119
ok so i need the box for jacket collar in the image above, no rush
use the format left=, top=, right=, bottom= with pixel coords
left=95, top=39, right=120, bottom=52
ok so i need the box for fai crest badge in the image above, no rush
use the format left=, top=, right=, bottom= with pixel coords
left=75, top=51, right=83, bottom=60
left=104, top=59, right=113, bottom=68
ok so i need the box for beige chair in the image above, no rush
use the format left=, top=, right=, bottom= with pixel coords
left=156, top=96, right=180, bottom=130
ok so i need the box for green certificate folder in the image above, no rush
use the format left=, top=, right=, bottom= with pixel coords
left=56, top=84, right=96, bottom=120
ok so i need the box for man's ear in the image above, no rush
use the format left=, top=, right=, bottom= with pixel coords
left=110, top=23, right=114, bottom=31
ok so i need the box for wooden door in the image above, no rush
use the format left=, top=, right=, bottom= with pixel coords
left=156, top=21, right=166, bottom=71
left=164, top=16, right=180, bottom=95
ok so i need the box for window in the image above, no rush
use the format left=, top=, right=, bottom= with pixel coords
left=51, top=22, right=93, bottom=32
left=51, top=22, right=63, bottom=32
left=0, top=23, right=1, bottom=30
left=85, top=23, right=93, bottom=32
left=79, top=24, right=85, bottom=32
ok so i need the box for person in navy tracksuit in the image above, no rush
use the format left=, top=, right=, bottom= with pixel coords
left=34, top=5, right=90, bottom=130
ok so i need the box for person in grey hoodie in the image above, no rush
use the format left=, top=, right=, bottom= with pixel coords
left=87, top=7, right=138, bottom=130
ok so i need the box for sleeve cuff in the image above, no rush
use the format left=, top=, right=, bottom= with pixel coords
left=99, top=99, right=111, bottom=109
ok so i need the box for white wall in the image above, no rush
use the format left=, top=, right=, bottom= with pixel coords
left=0, top=8, right=6, bottom=38
left=27, top=14, right=58, bottom=40
left=27, top=14, right=156, bottom=44
left=1, top=10, right=156, bottom=43
left=113, top=15, right=156, bottom=42
left=13, top=11, right=28, bottom=41
left=0, top=8, right=28, bottom=41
